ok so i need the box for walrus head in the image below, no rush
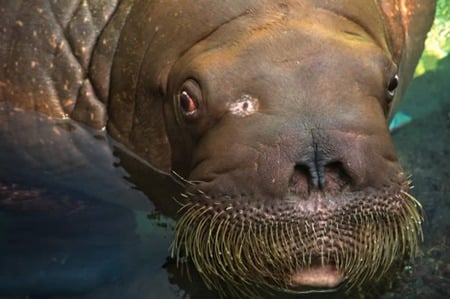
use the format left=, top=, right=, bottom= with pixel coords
left=106, top=2, right=424, bottom=298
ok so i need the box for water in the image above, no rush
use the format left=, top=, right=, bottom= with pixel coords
left=0, top=106, right=178, bottom=298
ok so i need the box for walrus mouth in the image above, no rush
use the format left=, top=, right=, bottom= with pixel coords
left=171, top=180, right=423, bottom=298
left=288, top=262, right=344, bottom=291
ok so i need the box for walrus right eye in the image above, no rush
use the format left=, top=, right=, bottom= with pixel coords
left=180, top=91, right=198, bottom=115
left=177, top=80, right=201, bottom=119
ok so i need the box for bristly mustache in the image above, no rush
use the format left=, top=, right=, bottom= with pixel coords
left=171, top=180, right=423, bottom=298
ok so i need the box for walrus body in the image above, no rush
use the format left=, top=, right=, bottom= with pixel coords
left=0, top=0, right=436, bottom=298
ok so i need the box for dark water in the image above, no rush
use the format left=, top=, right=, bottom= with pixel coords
left=0, top=105, right=180, bottom=298
left=383, top=55, right=450, bottom=299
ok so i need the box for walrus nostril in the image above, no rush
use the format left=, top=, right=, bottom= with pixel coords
left=289, top=161, right=352, bottom=195
left=323, top=161, right=352, bottom=192
left=288, top=164, right=311, bottom=197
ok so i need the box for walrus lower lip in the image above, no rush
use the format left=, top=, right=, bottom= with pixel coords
left=289, top=265, right=344, bottom=290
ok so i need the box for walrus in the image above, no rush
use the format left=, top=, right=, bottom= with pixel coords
left=0, top=0, right=437, bottom=298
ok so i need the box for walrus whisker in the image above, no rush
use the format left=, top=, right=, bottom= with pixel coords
left=170, top=170, right=196, bottom=186
left=172, top=196, right=189, bottom=210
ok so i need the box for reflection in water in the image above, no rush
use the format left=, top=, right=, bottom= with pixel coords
left=0, top=187, right=138, bottom=295
left=0, top=105, right=183, bottom=298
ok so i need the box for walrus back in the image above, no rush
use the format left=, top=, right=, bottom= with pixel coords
left=0, top=0, right=126, bottom=129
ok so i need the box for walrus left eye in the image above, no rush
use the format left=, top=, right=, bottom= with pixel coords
left=387, top=74, right=399, bottom=97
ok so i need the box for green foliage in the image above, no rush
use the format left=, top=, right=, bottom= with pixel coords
left=415, top=0, right=450, bottom=75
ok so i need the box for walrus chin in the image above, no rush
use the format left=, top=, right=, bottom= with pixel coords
left=171, top=178, right=423, bottom=298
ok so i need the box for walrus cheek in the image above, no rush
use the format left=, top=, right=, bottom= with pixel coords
left=290, top=265, right=344, bottom=289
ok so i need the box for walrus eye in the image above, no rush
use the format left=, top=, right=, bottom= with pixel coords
left=180, top=90, right=198, bottom=116
left=177, top=79, right=202, bottom=119
left=387, top=74, right=399, bottom=96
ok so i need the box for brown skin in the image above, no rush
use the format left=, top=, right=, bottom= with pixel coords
left=0, top=0, right=436, bottom=297
left=166, top=6, right=418, bottom=296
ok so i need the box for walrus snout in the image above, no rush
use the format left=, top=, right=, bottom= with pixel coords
left=287, top=127, right=402, bottom=198
left=289, top=152, right=353, bottom=196
left=170, top=87, right=423, bottom=297
left=290, top=161, right=351, bottom=194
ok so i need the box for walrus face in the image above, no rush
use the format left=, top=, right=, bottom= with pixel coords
left=162, top=12, right=423, bottom=298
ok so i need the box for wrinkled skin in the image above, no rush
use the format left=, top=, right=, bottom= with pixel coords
left=0, top=0, right=436, bottom=297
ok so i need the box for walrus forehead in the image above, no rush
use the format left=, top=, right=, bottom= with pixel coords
left=167, top=29, right=392, bottom=130
left=187, top=5, right=388, bottom=58
left=170, top=12, right=394, bottom=102
left=182, top=22, right=388, bottom=70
